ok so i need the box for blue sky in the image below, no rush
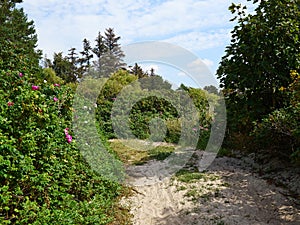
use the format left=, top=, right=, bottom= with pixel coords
left=21, top=0, right=255, bottom=88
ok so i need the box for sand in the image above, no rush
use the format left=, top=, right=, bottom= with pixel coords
left=122, top=152, right=300, bottom=225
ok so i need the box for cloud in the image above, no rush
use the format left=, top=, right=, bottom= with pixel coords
left=164, top=30, right=231, bottom=52
left=177, top=71, right=187, bottom=77
left=21, top=0, right=255, bottom=72
left=177, top=58, right=213, bottom=76
left=186, top=59, right=219, bottom=87
left=201, top=58, right=214, bottom=68
left=139, top=63, right=160, bottom=74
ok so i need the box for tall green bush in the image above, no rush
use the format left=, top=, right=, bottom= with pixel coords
left=95, top=71, right=214, bottom=148
left=253, top=71, right=300, bottom=162
left=0, top=69, right=122, bottom=224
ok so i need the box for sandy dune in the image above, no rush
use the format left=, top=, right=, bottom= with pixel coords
left=123, top=153, right=300, bottom=225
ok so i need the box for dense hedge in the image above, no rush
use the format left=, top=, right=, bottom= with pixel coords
left=0, top=69, right=122, bottom=224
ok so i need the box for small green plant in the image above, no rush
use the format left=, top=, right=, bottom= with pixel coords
left=217, top=148, right=234, bottom=157
left=175, top=170, right=206, bottom=183
left=184, top=189, right=199, bottom=200
left=176, top=185, right=187, bottom=191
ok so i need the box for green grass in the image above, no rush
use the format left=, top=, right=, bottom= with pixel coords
left=172, top=169, right=226, bottom=204
left=145, top=146, right=174, bottom=161
left=109, top=139, right=175, bottom=165
left=174, top=170, right=220, bottom=183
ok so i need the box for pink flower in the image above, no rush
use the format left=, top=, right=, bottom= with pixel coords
left=19, top=72, right=23, bottom=77
left=192, top=127, right=197, bottom=131
left=111, top=97, right=116, bottom=101
left=7, top=102, right=14, bottom=106
left=66, top=134, right=72, bottom=143
left=64, top=128, right=72, bottom=143
left=64, top=128, right=69, bottom=135
left=53, top=97, right=58, bottom=102
left=31, top=85, right=39, bottom=91
left=54, top=83, right=60, bottom=87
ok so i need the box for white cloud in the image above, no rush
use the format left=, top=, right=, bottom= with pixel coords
left=21, top=0, right=255, bottom=73
left=177, top=71, right=187, bottom=77
left=186, top=59, right=218, bottom=86
left=164, top=30, right=231, bottom=52
left=177, top=58, right=213, bottom=76
left=201, top=58, right=214, bottom=68
left=139, top=64, right=160, bottom=74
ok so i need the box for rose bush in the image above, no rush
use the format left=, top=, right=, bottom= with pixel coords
left=0, top=69, right=123, bottom=224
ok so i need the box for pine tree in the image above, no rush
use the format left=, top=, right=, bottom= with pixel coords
left=52, top=52, right=77, bottom=83
left=130, top=63, right=147, bottom=79
left=0, top=0, right=41, bottom=72
left=43, top=55, right=53, bottom=68
left=149, top=68, right=155, bottom=76
left=92, top=32, right=106, bottom=76
left=67, top=47, right=81, bottom=80
left=101, top=28, right=126, bottom=77
left=79, top=38, right=93, bottom=74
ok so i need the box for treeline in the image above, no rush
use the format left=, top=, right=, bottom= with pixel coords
left=43, top=28, right=125, bottom=82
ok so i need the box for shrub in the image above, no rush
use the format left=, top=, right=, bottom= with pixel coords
left=95, top=71, right=215, bottom=151
left=252, top=106, right=300, bottom=160
left=252, top=70, right=300, bottom=163
left=0, top=69, right=123, bottom=224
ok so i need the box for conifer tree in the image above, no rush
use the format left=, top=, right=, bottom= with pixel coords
left=79, top=38, right=93, bottom=74
left=0, top=0, right=41, bottom=72
left=92, top=32, right=106, bottom=76
left=67, top=47, right=81, bottom=80
left=52, top=52, right=69, bottom=81
left=130, top=63, right=147, bottom=79
left=101, top=28, right=126, bottom=77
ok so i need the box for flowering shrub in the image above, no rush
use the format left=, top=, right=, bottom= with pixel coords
left=0, top=69, right=122, bottom=224
left=31, top=85, right=39, bottom=90
left=64, top=128, right=73, bottom=143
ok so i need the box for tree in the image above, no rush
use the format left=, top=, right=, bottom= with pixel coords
left=52, top=52, right=76, bottom=83
left=140, top=75, right=172, bottom=91
left=67, top=47, right=81, bottom=80
left=79, top=38, right=93, bottom=74
left=92, top=32, right=106, bottom=77
left=149, top=68, right=156, bottom=76
left=0, top=0, right=41, bottom=73
left=130, top=63, right=148, bottom=78
left=204, top=85, right=219, bottom=95
left=44, top=48, right=81, bottom=83
left=42, top=54, right=53, bottom=68
left=217, top=1, right=300, bottom=129
left=101, top=28, right=126, bottom=77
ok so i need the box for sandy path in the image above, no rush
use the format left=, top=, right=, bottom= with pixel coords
left=123, top=153, right=300, bottom=225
